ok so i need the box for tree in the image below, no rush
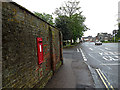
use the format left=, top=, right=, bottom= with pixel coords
left=54, top=0, right=81, bottom=17
left=116, top=30, right=120, bottom=41
left=54, top=0, right=89, bottom=44
left=70, top=13, right=88, bottom=42
left=114, top=23, right=120, bottom=42
left=34, top=12, right=54, bottom=25
left=55, top=15, right=72, bottom=40
left=116, top=23, right=120, bottom=38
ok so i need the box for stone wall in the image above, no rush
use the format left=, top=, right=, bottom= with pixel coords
left=2, top=2, right=63, bottom=88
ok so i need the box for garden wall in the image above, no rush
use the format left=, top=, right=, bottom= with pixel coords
left=2, top=2, right=63, bottom=88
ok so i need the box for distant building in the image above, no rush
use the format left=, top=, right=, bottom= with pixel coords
left=92, top=37, right=96, bottom=42
left=95, top=36, right=99, bottom=41
left=108, top=34, right=113, bottom=41
left=82, top=36, right=94, bottom=42
left=96, top=33, right=112, bottom=41
left=82, top=37, right=89, bottom=42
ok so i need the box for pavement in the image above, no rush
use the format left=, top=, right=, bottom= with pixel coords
left=45, top=46, right=95, bottom=89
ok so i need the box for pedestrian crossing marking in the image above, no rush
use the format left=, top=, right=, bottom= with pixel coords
left=98, top=51, right=119, bottom=61
left=89, top=48, right=93, bottom=51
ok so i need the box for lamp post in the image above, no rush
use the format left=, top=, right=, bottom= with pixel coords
left=114, top=33, right=117, bottom=42
left=114, top=34, right=115, bottom=42
left=113, top=30, right=118, bottom=42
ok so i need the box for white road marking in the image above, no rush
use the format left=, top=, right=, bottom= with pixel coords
left=103, top=56, right=108, bottom=61
left=115, top=56, right=118, bottom=58
left=105, top=47, right=110, bottom=50
left=100, top=63, right=120, bottom=66
left=99, top=51, right=117, bottom=56
left=89, top=48, right=93, bottom=51
left=83, top=56, right=86, bottom=59
left=80, top=48, right=83, bottom=53
left=114, top=52, right=118, bottom=54
left=102, top=55, right=118, bottom=61
left=82, top=54, right=85, bottom=57
left=108, top=56, right=114, bottom=61
left=104, top=52, right=109, bottom=55
left=98, top=51, right=119, bottom=61
left=88, top=54, right=103, bottom=64
left=80, top=48, right=87, bottom=61
left=99, top=49, right=104, bottom=51
left=108, top=52, right=115, bottom=55
left=77, top=48, right=79, bottom=52
left=99, top=52, right=103, bottom=55
left=112, top=58, right=118, bottom=61
left=90, top=53, right=113, bottom=68
left=84, top=58, right=87, bottom=61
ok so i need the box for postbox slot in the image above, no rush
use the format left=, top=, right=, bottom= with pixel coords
left=39, top=45, right=42, bottom=52
left=39, top=41, right=42, bottom=43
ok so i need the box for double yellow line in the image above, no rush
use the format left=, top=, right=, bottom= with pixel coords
left=96, top=69, right=114, bottom=90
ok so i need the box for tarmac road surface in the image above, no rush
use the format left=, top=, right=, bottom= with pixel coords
left=77, top=42, right=120, bottom=89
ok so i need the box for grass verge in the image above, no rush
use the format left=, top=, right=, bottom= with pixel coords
left=63, top=43, right=79, bottom=49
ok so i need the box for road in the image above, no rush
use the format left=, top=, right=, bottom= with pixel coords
left=76, top=42, right=120, bottom=89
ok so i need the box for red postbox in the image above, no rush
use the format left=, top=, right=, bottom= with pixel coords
left=37, top=37, right=43, bottom=64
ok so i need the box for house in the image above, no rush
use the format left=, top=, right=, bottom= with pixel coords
left=96, top=33, right=113, bottom=41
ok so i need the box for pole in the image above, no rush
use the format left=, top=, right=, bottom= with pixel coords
left=114, top=34, right=116, bottom=42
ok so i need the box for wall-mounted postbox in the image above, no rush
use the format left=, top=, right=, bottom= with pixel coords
left=37, top=37, right=43, bottom=64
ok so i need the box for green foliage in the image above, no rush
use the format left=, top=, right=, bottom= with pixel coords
left=55, top=15, right=72, bottom=40
left=116, top=29, right=120, bottom=39
left=115, top=23, right=120, bottom=41
left=111, top=36, right=120, bottom=42
left=115, top=36, right=120, bottom=42
left=34, top=12, right=54, bottom=25
left=54, top=0, right=89, bottom=43
left=63, top=44, right=75, bottom=48
left=102, top=41, right=112, bottom=43
left=70, top=13, right=88, bottom=42
left=114, top=26, right=120, bottom=42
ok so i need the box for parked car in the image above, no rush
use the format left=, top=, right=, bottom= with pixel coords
left=95, top=41, right=102, bottom=45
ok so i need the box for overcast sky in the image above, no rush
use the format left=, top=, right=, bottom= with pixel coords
left=12, top=0, right=119, bottom=37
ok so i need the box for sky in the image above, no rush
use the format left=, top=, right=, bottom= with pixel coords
left=12, top=0, right=119, bottom=37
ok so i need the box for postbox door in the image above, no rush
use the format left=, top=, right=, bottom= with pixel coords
left=37, top=37, right=43, bottom=64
